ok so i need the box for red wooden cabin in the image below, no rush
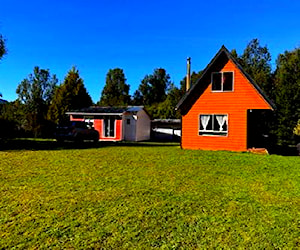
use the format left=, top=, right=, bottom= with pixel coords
left=176, top=46, right=275, bottom=152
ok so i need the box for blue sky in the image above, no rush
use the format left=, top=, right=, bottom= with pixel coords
left=0, top=0, right=299, bottom=102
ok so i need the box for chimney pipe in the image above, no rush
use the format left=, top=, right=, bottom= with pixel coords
left=186, top=57, right=191, bottom=91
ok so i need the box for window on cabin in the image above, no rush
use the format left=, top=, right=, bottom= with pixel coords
left=104, top=117, right=115, bottom=137
left=199, top=114, right=228, bottom=136
left=127, top=119, right=130, bottom=125
left=85, top=119, right=94, bottom=129
left=212, top=72, right=233, bottom=91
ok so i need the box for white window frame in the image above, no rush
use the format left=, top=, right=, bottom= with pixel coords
left=85, top=118, right=94, bottom=129
left=211, top=71, right=234, bottom=92
left=199, top=114, right=228, bottom=136
left=103, top=117, right=116, bottom=138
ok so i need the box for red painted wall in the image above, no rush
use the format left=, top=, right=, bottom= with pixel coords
left=94, top=119, right=102, bottom=138
left=182, top=59, right=272, bottom=152
left=70, top=116, right=123, bottom=141
left=97, top=119, right=123, bottom=141
left=70, top=117, right=84, bottom=122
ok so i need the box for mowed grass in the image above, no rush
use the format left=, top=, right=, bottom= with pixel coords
left=1, top=143, right=300, bottom=248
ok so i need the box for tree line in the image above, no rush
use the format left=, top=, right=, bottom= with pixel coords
left=0, top=34, right=299, bottom=146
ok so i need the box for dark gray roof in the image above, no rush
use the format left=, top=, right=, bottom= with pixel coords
left=176, top=45, right=276, bottom=112
left=66, top=106, right=145, bottom=115
left=127, top=106, right=144, bottom=112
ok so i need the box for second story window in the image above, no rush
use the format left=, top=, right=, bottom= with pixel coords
left=212, top=72, right=233, bottom=92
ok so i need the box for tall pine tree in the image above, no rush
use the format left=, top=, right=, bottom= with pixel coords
left=0, top=33, right=7, bottom=97
left=274, top=48, right=300, bottom=145
left=133, top=68, right=171, bottom=106
left=48, top=67, right=93, bottom=124
left=0, top=34, right=6, bottom=60
left=99, top=68, right=130, bottom=106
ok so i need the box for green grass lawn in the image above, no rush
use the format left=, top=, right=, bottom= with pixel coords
left=1, top=142, right=300, bottom=248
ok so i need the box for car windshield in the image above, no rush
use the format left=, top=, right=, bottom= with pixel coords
left=70, top=121, right=87, bottom=128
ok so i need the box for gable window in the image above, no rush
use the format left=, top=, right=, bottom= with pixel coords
left=199, top=114, right=228, bottom=136
left=212, top=72, right=233, bottom=91
left=104, top=117, right=115, bottom=137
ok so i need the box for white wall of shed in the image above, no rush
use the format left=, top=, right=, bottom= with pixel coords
left=136, top=110, right=151, bottom=141
left=123, top=115, right=136, bottom=141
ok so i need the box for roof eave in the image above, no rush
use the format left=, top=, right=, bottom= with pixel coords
left=66, top=112, right=124, bottom=116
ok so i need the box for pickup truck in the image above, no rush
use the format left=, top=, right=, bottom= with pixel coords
left=55, top=121, right=99, bottom=143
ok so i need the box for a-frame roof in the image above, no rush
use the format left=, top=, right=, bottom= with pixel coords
left=176, top=45, right=276, bottom=112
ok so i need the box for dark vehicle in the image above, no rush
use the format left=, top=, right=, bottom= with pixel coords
left=55, top=121, right=99, bottom=143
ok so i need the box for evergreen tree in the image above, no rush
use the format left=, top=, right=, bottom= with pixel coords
left=179, top=70, right=203, bottom=95
left=134, top=68, right=171, bottom=106
left=0, top=33, right=7, bottom=96
left=274, top=48, right=300, bottom=145
left=99, top=68, right=130, bottom=106
left=155, top=83, right=182, bottom=119
left=16, top=66, right=58, bottom=137
left=48, top=67, right=93, bottom=124
left=132, top=90, right=143, bottom=106
left=233, top=39, right=273, bottom=99
left=0, top=34, right=6, bottom=60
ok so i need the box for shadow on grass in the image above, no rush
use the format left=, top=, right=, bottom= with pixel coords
left=0, top=138, right=180, bottom=151
left=269, top=145, right=299, bottom=156
left=1, top=138, right=297, bottom=156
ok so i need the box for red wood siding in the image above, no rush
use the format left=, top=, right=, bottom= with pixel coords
left=182, top=59, right=272, bottom=152
left=116, top=120, right=122, bottom=141
left=94, top=119, right=102, bottom=138
left=70, top=116, right=84, bottom=122
left=98, top=119, right=123, bottom=141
